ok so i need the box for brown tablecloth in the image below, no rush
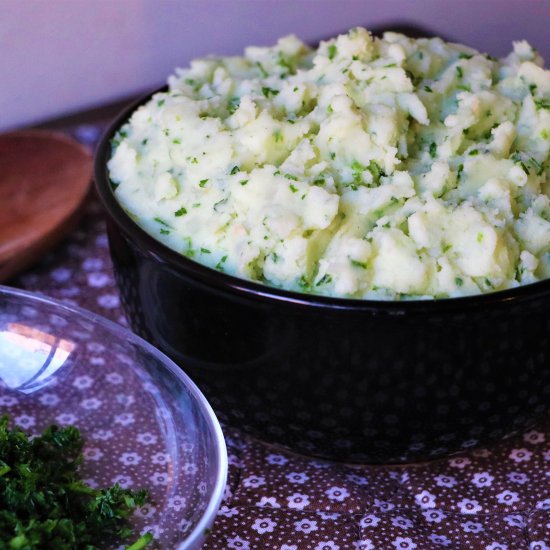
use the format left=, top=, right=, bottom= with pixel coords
left=12, top=124, right=550, bottom=550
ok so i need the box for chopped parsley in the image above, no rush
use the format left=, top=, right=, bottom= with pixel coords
left=240, top=179, right=249, bottom=186
left=174, top=207, right=187, bottom=217
left=327, top=44, right=337, bottom=60
left=230, top=165, right=240, bottom=175
left=367, top=160, right=384, bottom=184
left=0, top=416, right=152, bottom=549
left=455, top=277, right=464, bottom=287
left=256, top=61, right=268, bottom=78
left=350, top=259, right=368, bottom=269
left=316, top=273, right=333, bottom=286
left=199, top=178, right=208, bottom=188
left=534, top=99, right=550, bottom=110
left=285, top=173, right=298, bottom=181
left=227, top=97, right=240, bottom=114
left=200, top=247, right=211, bottom=254
left=456, top=66, right=464, bottom=79
left=153, top=217, right=170, bottom=227
left=289, top=184, right=298, bottom=193
left=262, top=87, right=279, bottom=98
left=429, top=142, right=437, bottom=158
left=298, top=275, right=311, bottom=291
left=511, top=152, right=530, bottom=174
left=424, top=85, right=433, bottom=93
left=215, top=255, right=228, bottom=270
left=458, top=53, right=473, bottom=60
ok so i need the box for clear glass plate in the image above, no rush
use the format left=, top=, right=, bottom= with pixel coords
left=0, top=285, right=227, bottom=549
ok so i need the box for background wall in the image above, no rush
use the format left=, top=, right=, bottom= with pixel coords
left=2, top=0, right=549, bottom=130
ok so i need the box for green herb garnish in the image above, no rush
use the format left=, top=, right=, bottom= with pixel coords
left=227, top=97, right=240, bottom=114
left=534, top=99, right=550, bottom=110
left=262, top=87, right=279, bottom=98
left=327, top=44, right=337, bottom=60
left=256, top=61, right=268, bottom=78
left=367, top=160, right=384, bottom=185
left=154, top=217, right=170, bottom=227
left=350, top=259, right=368, bottom=269
left=0, top=416, right=152, bottom=549
left=215, top=255, right=228, bottom=271
left=316, top=273, right=333, bottom=286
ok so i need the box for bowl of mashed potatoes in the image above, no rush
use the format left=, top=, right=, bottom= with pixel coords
left=96, top=28, right=550, bottom=463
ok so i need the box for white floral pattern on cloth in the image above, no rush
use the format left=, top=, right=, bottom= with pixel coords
left=13, top=124, right=550, bottom=549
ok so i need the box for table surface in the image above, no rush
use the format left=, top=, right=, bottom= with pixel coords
left=9, top=111, right=550, bottom=550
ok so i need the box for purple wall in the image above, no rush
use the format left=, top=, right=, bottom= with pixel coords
left=1, top=0, right=549, bottom=129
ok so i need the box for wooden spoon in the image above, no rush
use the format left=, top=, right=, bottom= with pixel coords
left=0, top=130, right=93, bottom=282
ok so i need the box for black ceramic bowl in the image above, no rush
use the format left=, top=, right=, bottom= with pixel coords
left=95, top=89, right=550, bottom=464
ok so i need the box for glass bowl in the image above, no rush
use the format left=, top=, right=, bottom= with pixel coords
left=0, top=285, right=227, bottom=549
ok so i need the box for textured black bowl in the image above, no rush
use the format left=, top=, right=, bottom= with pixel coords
left=95, top=90, right=550, bottom=463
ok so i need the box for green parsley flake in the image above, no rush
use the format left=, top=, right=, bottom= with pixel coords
left=262, top=87, right=279, bottom=98
left=350, top=259, right=368, bottom=269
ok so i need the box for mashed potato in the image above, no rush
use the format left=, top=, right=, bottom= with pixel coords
left=109, top=28, right=550, bottom=299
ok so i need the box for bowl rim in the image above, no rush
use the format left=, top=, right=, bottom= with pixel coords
left=0, top=284, right=228, bottom=550
left=95, top=87, right=550, bottom=315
